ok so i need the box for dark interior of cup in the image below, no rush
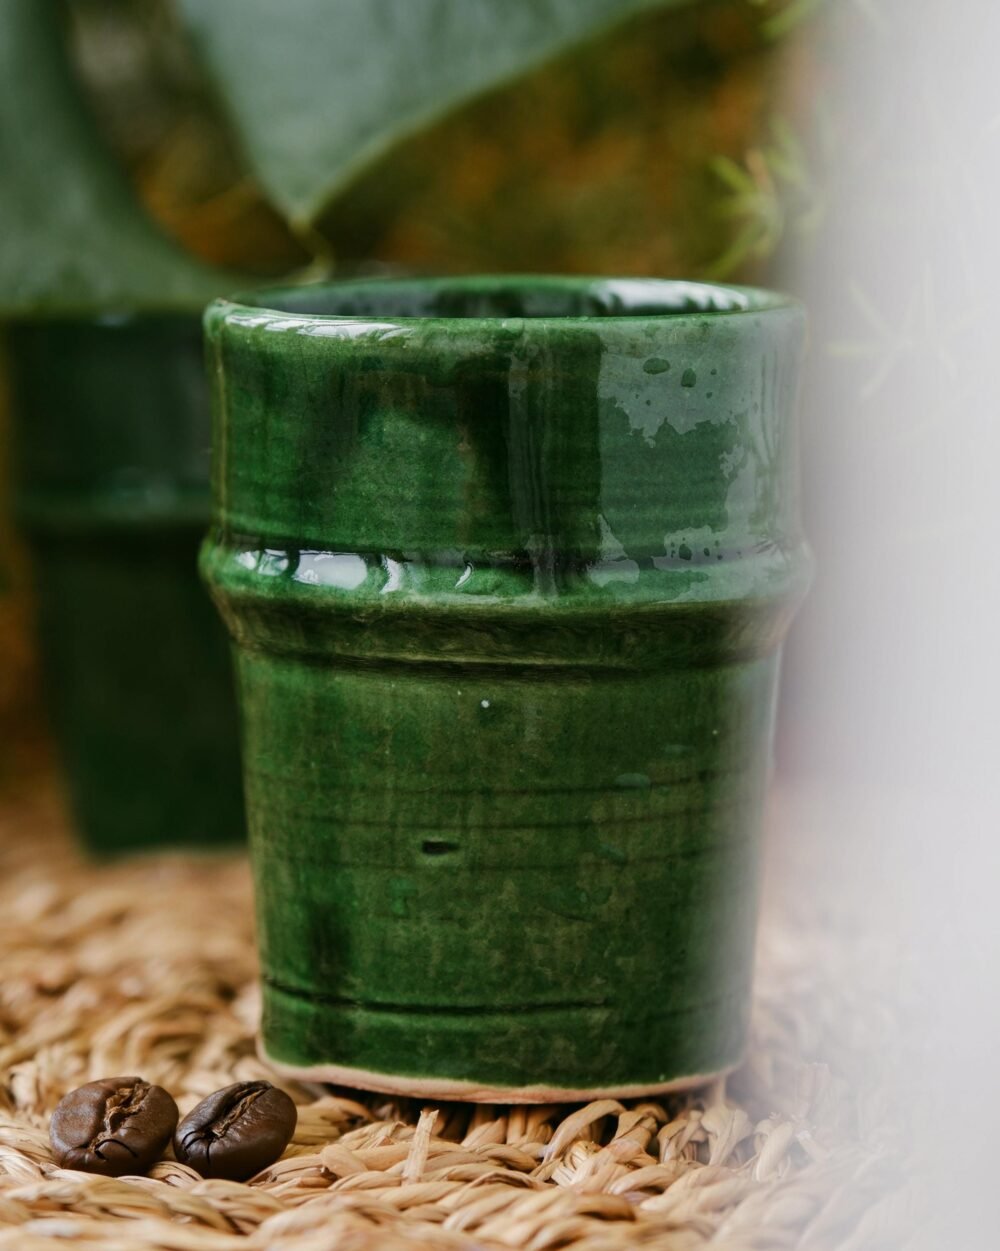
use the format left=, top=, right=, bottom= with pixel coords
left=241, top=276, right=780, bottom=321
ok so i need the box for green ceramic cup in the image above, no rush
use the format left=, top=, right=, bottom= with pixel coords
left=6, top=315, right=245, bottom=855
left=201, top=276, right=810, bottom=1100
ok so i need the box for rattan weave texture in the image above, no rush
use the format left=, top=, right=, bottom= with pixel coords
left=0, top=790, right=908, bottom=1250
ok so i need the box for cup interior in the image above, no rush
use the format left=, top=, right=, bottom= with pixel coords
left=231, top=276, right=785, bottom=322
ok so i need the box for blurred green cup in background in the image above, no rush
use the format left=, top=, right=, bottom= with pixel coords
left=7, top=314, right=245, bottom=855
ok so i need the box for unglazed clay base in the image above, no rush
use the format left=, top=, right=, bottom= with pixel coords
left=260, top=1040, right=737, bottom=1105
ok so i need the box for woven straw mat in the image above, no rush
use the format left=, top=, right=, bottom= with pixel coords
left=0, top=787, right=911, bottom=1250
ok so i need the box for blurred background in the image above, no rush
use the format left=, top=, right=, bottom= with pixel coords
left=0, top=0, right=821, bottom=791
left=2, top=2, right=998, bottom=1243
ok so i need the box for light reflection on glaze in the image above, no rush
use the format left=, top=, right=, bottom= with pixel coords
left=381, top=556, right=404, bottom=594
left=294, top=321, right=405, bottom=340
left=598, top=278, right=750, bottom=313
left=226, top=542, right=802, bottom=606
left=293, top=551, right=367, bottom=589
left=220, top=309, right=404, bottom=340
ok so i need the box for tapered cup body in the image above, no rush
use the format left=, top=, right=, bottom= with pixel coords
left=201, top=276, right=809, bottom=1099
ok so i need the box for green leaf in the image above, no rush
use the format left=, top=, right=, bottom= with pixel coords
left=177, top=0, right=695, bottom=231
left=0, top=0, right=238, bottom=317
left=710, top=155, right=759, bottom=196
left=761, top=0, right=825, bottom=39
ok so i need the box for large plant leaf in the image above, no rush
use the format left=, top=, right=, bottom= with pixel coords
left=177, top=0, right=694, bottom=231
left=0, top=0, right=237, bottom=317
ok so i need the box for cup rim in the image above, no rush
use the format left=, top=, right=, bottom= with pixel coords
left=207, top=274, right=800, bottom=333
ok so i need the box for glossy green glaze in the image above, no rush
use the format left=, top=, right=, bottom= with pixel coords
left=201, top=276, right=810, bottom=1098
left=7, top=316, right=245, bottom=855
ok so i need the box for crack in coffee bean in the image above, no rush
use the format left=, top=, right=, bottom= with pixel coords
left=174, top=1081, right=297, bottom=1180
left=49, top=1076, right=179, bottom=1176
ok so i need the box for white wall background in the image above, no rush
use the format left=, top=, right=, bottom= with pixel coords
left=778, top=3, right=1000, bottom=1245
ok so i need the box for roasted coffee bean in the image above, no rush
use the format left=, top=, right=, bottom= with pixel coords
left=173, top=1081, right=296, bottom=1180
left=50, top=1076, right=178, bottom=1176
